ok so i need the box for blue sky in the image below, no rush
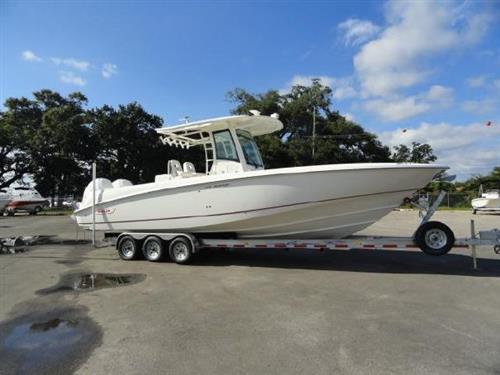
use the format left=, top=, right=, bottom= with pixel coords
left=1, top=0, right=499, bottom=179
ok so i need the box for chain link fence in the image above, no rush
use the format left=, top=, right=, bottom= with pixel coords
left=415, top=192, right=473, bottom=209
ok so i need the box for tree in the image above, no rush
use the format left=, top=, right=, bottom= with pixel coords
left=30, top=92, right=94, bottom=198
left=0, top=97, right=43, bottom=189
left=1, top=90, right=96, bottom=199
left=459, top=166, right=500, bottom=193
left=227, top=78, right=391, bottom=168
left=392, top=142, right=437, bottom=163
left=89, top=102, right=206, bottom=184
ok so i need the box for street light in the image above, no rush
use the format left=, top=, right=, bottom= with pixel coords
left=312, top=105, right=316, bottom=160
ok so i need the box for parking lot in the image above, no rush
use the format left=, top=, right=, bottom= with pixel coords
left=1, top=211, right=500, bottom=374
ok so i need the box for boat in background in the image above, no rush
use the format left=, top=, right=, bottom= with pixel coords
left=4, top=187, right=49, bottom=215
left=73, top=113, right=447, bottom=238
left=472, top=186, right=500, bottom=214
left=0, top=189, right=11, bottom=213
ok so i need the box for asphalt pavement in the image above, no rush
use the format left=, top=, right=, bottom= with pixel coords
left=1, top=211, right=499, bottom=375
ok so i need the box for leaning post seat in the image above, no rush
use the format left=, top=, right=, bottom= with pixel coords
left=167, top=160, right=183, bottom=177
left=183, top=162, right=196, bottom=174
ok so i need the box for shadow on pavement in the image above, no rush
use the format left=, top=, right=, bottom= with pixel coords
left=192, top=248, right=500, bottom=277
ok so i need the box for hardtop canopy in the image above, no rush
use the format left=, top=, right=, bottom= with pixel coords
left=156, top=113, right=283, bottom=149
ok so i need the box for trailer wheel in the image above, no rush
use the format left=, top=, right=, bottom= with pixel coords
left=142, top=236, right=165, bottom=262
left=169, top=237, right=193, bottom=264
left=415, top=221, right=455, bottom=256
left=117, top=235, right=141, bottom=260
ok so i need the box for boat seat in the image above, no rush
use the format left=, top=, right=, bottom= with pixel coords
left=167, top=160, right=183, bottom=177
left=183, top=162, right=196, bottom=174
left=112, top=179, right=133, bottom=188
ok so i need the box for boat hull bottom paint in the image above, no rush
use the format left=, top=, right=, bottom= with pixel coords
left=74, top=165, right=444, bottom=239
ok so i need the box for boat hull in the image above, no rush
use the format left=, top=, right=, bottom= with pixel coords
left=6, top=200, right=49, bottom=212
left=472, top=198, right=500, bottom=210
left=74, top=164, right=445, bottom=239
left=0, top=199, right=9, bottom=211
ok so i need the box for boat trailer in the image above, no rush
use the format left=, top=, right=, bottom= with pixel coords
left=109, top=192, right=500, bottom=269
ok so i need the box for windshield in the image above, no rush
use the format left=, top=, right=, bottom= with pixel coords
left=213, top=130, right=239, bottom=162
left=236, top=129, right=264, bottom=168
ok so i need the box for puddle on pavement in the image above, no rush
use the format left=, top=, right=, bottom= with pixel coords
left=0, top=308, right=102, bottom=375
left=55, top=259, right=82, bottom=265
left=32, top=236, right=90, bottom=245
left=37, top=272, right=146, bottom=295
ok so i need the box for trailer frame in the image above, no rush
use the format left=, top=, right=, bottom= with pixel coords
left=108, top=191, right=499, bottom=269
left=111, top=222, right=500, bottom=269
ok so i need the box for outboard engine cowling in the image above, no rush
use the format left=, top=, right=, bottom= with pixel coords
left=81, top=178, right=113, bottom=208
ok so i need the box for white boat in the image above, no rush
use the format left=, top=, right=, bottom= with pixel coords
left=0, top=189, right=11, bottom=213
left=4, top=187, right=49, bottom=215
left=472, top=188, right=500, bottom=214
left=73, top=113, right=447, bottom=238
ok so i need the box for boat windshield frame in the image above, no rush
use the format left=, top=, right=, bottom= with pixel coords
left=236, top=129, right=264, bottom=169
left=212, top=129, right=240, bottom=162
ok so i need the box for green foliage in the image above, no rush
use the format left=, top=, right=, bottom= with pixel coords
left=0, top=97, right=43, bottom=189
left=88, top=103, right=164, bottom=183
left=31, top=91, right=94, bottom=197
left=227, top=78, right=391, bottom=168
left=456, top=166, right=500, bottom=193
left=392, top=142, right=437, bottom=163
left=1, top=90, right=205, bottom=197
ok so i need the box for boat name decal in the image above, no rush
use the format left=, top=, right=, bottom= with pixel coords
left=97, top=208, right=116, bottom=215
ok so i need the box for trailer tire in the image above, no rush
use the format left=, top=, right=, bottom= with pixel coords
left=415, top=221, right=455, bottom=256
left=117, top=235, right=141, bottom=260
left=168, top=237, right=193, bottom=264
left=142, top=236, right=165, bottom=262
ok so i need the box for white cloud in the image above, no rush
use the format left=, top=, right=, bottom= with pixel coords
left=353, top=1, right=492, bottom=97
left=332, top=78, right=358, bottom=100
left=338, top=18, right=380, bottom=46
left=58, top=71, right=86, bottom=86
left=101, top=63, right=118, bottom=79
left=466, top=76, right=486, bottom=88
left=364, top=85, right=453, bottom=122
left=424, top=85, right=453, bottom=104
left=365, top=97, right=430, bottom=122
left=462, top=98, right=498, bottom=115
left=22, top=50, right=42, bottom=62
left=379, top=121, right=500, bottom=179
left=51, top=57, right=90, bottom=71
left=344, top=113, right=355, bottom=122
left=380, top=122, right=498, bottom=150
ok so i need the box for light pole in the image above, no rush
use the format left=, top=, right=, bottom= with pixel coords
left=312, top=106, right=316, bottom=160
left=92, top=162, right=96, bottom=247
